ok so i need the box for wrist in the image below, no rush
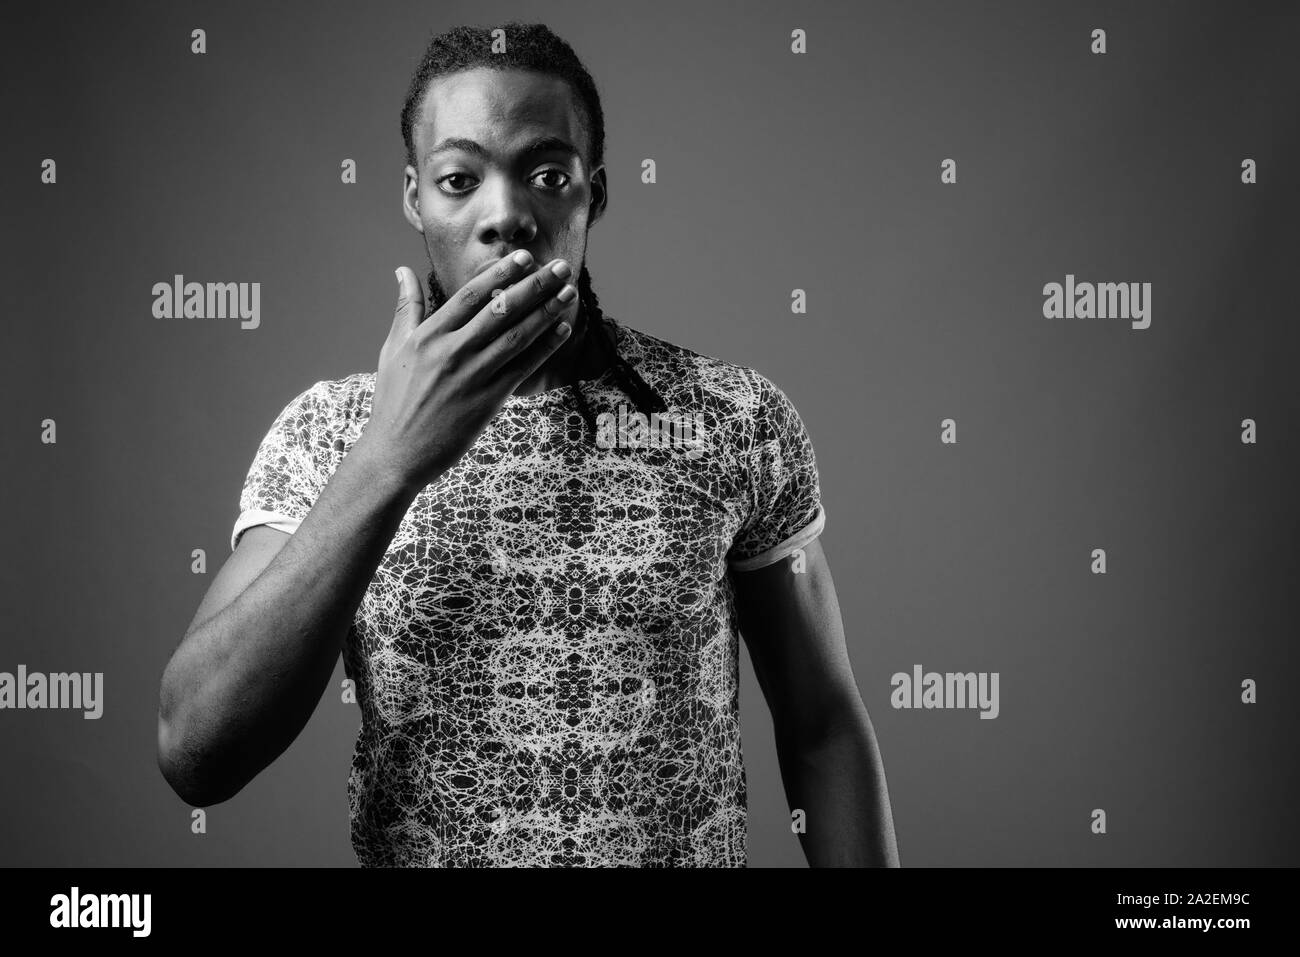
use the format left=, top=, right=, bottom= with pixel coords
left=348, top=429, right=424, bottom=499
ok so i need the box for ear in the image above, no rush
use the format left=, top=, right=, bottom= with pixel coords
left=402, top=165, right=424, bottom=233
left=587, top=165, right=608, bottom=229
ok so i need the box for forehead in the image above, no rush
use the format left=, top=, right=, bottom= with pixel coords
left=415, top=67, right=586, bottom=160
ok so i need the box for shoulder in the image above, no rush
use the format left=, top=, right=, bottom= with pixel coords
left=262, top=372, right=373, bottom=453
left=318, top=371, right=375, bottom=421
left=296, top=371, right=375, bottom=416
left=610, top=316, right=788, bottom=423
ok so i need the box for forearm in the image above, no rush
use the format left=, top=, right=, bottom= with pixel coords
left=775, top=708, right=901, bottom=867
left=159, top=433, right=420, bottom=804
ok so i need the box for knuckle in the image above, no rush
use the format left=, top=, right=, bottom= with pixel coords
left=435, top=340, right=461, bottom=371
left=458, top=284, right=484, bottom=310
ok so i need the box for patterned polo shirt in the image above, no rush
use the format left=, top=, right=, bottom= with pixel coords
left=231, top=315, right=824, bottom=866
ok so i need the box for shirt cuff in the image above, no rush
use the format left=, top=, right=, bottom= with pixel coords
left=727, top=505, right=826, bottom=572
left=231, top=508, right=303, bottom=551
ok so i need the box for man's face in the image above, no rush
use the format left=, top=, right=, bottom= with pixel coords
left=403, top=67, right=607, bottom=311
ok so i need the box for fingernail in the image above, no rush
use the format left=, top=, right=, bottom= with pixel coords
left=394, top=268, right=402, bottom=285
left=554, top=321, right=571, bottom=338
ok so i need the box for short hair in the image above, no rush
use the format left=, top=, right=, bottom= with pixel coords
left=400, top=21, right=605, bottom=174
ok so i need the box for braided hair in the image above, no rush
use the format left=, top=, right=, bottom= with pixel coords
left=568, top=265, right=667, bottom=449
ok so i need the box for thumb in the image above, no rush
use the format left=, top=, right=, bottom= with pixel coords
left=392, top=266, right=427, bottom=337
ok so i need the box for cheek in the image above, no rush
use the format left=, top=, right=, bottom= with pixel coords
left=552, top=218, right=586, bottom=252
left=425, top=233, right=468, bottom=286
left=425, top=225, right=459, bottom=258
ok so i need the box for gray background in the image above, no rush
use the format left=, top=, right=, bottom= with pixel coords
left=3, top=0, right=1297, bottom=866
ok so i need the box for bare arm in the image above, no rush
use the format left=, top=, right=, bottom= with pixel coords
left=731, top=537, right=901, bottom=867
left=157, top=432, right=418, bottom=807
left=158, top=253, right=581, bottom=806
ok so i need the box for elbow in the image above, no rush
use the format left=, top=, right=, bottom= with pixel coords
left=157, top=712, right=207, bottom=806
left=156, top=705, right=239, bottom=808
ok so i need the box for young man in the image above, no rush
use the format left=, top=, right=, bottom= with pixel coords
left=158, top=22, right=900, bottom=868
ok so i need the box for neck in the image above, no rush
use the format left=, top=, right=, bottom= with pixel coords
left=513, top=300, right=611, bottom=396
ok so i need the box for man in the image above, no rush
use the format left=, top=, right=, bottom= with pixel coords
left=158, top=21, right=900, bottom=868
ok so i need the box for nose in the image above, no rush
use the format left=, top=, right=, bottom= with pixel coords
left=475, top=173, right=538, bottom=245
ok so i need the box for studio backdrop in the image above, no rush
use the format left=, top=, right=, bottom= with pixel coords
left=3, top=0, right=1297, bottom=866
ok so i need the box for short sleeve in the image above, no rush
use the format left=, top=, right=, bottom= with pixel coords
left=727, top=371, right=826, bottom=571
left=230, top=381, right=331, bottom=551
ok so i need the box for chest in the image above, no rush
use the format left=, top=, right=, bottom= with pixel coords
left=350, top=414, right=747, bottom=636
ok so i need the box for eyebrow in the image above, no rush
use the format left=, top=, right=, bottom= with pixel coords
left=424, top=135, right=580, bottom=165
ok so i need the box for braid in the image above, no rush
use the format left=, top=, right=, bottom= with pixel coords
left=569, top=266, right=668, bottom=451
left=567, top=294, right=599, bottom=443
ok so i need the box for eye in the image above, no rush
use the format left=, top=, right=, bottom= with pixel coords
left=435, top=172, right=476, bottom=195
left=532, top=168, right=571, bottom=191
left=434, top=168, right=571, bottom=196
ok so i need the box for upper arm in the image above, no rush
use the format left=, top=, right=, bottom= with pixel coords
left=181, top=524, right=291, bottom=641
left=181, top=379, right=328, bottom=642
left=731, top=537, right=864, bottom=742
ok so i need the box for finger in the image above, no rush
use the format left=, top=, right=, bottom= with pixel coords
left=497, top=305, right=576, bottom=387
left=460, top=257, right=574, bottom=348
left=422, top=250, right=538, bottom=336
left=478, top=283, right=579, bottom=371
left=392, top=266, right=427, bottom=339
